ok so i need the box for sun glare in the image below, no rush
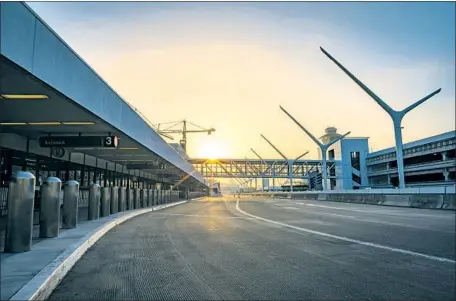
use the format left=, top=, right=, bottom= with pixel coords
left=196, top=138, right=227, bottom=159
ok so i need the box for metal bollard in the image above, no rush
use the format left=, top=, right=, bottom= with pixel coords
left=100, top=187, right=110, bottom=217
left=140, top=189, right=144, bottom=208
left=5, top=171, right=36, bottom=253
left=63, top=180, right=79, bottom=229
left=127, top=189, right=134, bottom=210
left=110, top=186, right=119, bottom=214
left=134, top=188, right=140, bottom=209
left=119, top=187, right=126, bottom=211
left=88, top=184, right=100, bottom=220
left=40, top=177, right=62, bottom=238
left=148, top=189, right=153, bottom=207
left=142, top=189, right=147, bottom=208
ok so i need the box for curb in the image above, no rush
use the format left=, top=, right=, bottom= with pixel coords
left=10, top=201, right=188, bottom=301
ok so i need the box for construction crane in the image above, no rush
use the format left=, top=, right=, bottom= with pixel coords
left=154, top=120, right=215, bottom=153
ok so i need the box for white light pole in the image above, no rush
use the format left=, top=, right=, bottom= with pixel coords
left=250, top=148, right=269, bottom=192
left=260, top=135, right=309, bottom=193
left=320, top=47, right=441, bottom=189
left=280, top=106, right=350, bottom=191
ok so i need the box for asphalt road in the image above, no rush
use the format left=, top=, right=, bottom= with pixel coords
left=49, top=196, right=455, bottom=300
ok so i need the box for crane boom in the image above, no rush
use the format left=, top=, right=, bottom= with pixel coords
left=154, top=120, right=215, bottom=153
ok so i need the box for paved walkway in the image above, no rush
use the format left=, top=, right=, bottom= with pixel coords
left=0, top=202, right=187, bottom=301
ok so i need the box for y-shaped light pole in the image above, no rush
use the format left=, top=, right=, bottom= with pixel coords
left=250, top=148, right=269, bottom=192
left=320, top=47, right=441, bottom=189
left=280, top=106, right=350, bottom=191
left=260, top=134, right=309, bottom=192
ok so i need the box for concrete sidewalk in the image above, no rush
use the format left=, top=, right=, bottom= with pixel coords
left=0, top=201, right=190, bottom=301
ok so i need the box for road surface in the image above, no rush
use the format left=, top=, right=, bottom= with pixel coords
left=49, top=196, right=455, bottom=300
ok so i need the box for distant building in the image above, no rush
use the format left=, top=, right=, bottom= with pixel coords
left=319, top=127, right=343, bottom=144
left=326, top=130, right=455, bottom=190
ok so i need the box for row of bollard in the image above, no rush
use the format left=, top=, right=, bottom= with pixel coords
left=4, top=171, right=182, bottom=253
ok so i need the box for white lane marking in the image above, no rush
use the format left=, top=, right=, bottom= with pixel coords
left=325, top=212, right=357, bottom=219
left=304, top=203, right=454, bottom=219
left=236, top=199, right=455, bottom=264
left=154, top=213, right=253, bottom=219
left=283, top=207, right=299, bottom=210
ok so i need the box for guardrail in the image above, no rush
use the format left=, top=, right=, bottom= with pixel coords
left=0, top=171, right=189, bottom=253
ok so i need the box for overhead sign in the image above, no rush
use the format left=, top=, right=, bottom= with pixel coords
left=126, top=163, right=166, bottom=170
left=39, top=136, right=118, bottom=148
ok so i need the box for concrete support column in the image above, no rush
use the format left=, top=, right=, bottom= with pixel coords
left=442, top=151, right=448, bottom=161
left=443, top=169, right=450, bottom=181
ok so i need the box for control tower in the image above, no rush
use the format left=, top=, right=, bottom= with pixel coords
left=319, top=127, right=343, bottom=144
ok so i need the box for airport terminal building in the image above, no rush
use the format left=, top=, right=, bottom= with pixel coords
left=322, top=128, right=455, bottom=190
left=0, top=2, right=208, bottom=225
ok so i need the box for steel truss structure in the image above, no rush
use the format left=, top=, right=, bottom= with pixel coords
left=189, top=158, right=338, bottom=180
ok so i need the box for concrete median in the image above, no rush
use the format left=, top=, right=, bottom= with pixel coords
left=247, top=190, right=455, bottom=210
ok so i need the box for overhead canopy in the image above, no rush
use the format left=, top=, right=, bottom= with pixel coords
left=0, top=2, right=206, bottom=187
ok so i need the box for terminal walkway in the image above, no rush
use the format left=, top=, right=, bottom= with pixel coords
left=49, top=197, right=455, bottom=300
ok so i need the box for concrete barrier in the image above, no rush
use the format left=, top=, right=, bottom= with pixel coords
left=442, top=194, right=456, bottom=210
left=246, top=189, right=455, bottom=210
left=408, top=194, right=444, bottom=209
left=383, top=195, right=411, bottom=207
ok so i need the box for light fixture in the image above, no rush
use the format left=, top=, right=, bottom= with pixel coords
left=0, top=122, right=27, bottom=125
left=28, top=122, right=61, bottom=125
left=119, top=147, right=139, bottom=150
left=1, top=94, right=49, bottom=99
left=61, top=122, right=96, bottom=125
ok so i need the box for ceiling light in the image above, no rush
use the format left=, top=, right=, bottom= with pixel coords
left=0, top=122, right=27, bottom=125
left=119, top=147, right=139, bottom=150
left=28, top=122, right=61, bottom=126
left=61, top=122, right=96, bottom=125
left=1, top=94, right=49, bottom=99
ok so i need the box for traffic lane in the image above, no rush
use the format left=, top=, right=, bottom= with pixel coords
left=270, top=198, right=455, bottom=233
left=48, top=198, right=455, bottom=301
left=237, top=198, right=456, bottom=261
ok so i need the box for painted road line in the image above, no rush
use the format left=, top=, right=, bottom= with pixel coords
left=236, top=199, right=455, bottom=264
left=304, top=203, right=454, bottom=219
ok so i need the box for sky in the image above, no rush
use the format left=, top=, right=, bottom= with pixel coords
left=27, top=1, right=455, bottom=166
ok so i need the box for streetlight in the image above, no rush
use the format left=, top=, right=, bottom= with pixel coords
left=280, top=106, right=350, bottom=191
left=320, top=47, right=441, bottom=189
